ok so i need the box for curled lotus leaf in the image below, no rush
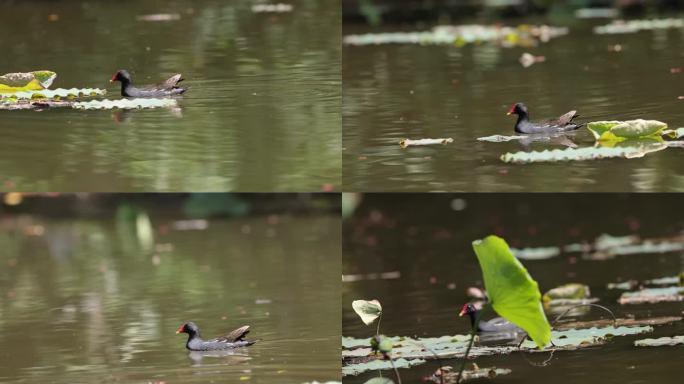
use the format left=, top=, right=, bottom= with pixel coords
left=352, top=299, right=382, bottom=325
left=587, top=119, right=668, bottom=141
left=0, top=71, right=57, bottom=89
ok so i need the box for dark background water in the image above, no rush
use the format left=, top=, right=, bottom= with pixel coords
left=343, top=193, right=683, bottom=383
left=343, top=7, right=684, bottom=191
left=0, top=0, right=340, bottom=192
left=0, top=193, right=341, bottom=383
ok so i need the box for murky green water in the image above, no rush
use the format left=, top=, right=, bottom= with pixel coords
left=343, top=17, right=684, bottom=191
left=0, top=201, right=341, bottom=383
left=0, top=0, right=340, bottom=192
left=343, top=194, right=683, bottom=383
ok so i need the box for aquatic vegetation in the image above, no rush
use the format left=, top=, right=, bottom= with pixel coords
left=511, top=246, right=560, bottom=260
left=472, top=236, right=551, bottom=349
left=586, top=120, right=668, bottom=141
left=72, top=98, right=178, bottom=110
left=634, top=336, right=684, bottom=347
left=618, top=287, right=683, bottom=305
left=500, top=143, right=668, bottom=164
left=352, top=299, right=383, bottom=328
left=594, top=18, right=684, bottom=35
left=399, top=138, right=453, bottom=148
left=343, top=326, right=654, bottom=375
left=0, top=88, right=106, bottom=100
left=0, top=70, right=56, bottom=89
left=343, top=358, right=425, bottom=376
left=425, top=364, right=512, bottom=383
left=343, top=24, right=569, bottom=47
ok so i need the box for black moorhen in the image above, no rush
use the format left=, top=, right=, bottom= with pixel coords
left=507, top=102, right=583, bottom=134
left=459, top=303, right=521, bottom=333
left=176, top=322, right=256, bottom=351
left=110, top=69, right=186, bottom=97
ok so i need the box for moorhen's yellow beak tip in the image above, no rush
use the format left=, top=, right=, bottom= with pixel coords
left=109, top=80, right=113, bottom=83
left=175, top=330, right=180, bottom=334
left=506, top=112, right=512, bottom=115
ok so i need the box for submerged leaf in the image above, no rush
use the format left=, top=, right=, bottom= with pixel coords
left=472, top=236, right=551, bottom=349
left=352, top=299, right=382, bottom=326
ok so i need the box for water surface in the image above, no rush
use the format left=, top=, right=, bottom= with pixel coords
left=0, top=0, right=341, bottom=191
left=0, top=202, right=341, bottom=383
left=343, top=194, right=683, bottom=383
left=343, top=17, right=684, bottom=191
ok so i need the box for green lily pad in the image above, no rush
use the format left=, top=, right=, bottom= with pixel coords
left=634, top=336, right=684, bottom=347
left=352, top=299, right=382, bottom=326
left=472, top=235, right=551, bottom=349
left=587, top=119, right=667, bottom=141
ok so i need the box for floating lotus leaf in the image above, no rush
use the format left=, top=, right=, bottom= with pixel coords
left=587, top=119, right=667, bottom=141
left=511, top=246, right=560, bottom=260
left=1, top=88, right=106, bottom=100
left=343, top=358, right=426, bottom=376
left=342, top=326, right=653, bottom=374
left=634, top=336, right=684, bottom=347
left=501, top=143, right=667, bottom=164
left=594, top=18, right=684, bottom=34
left=0, top=71, right=57, bottom=88
left=343, top=24, right=568, bottom=47
left=472, top=236, right=551, bottom=349
left=72, top=98, right=177, bottom=110
left=352, top=300, right=382, bottom=326
left=0, top=79, right=45, bottom=93
left=618, top=287, right=683, bottom=305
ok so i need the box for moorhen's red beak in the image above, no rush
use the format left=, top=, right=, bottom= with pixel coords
left=175, top=325, right=184, bottom=334
left=458, top=308, right=466, bottom=317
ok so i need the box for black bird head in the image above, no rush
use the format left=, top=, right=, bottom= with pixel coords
left=110, top=69, right=132, bottom=84
left=506, top=102, right=528, bottom=117
left=176, top=322, right=200, bottom=337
